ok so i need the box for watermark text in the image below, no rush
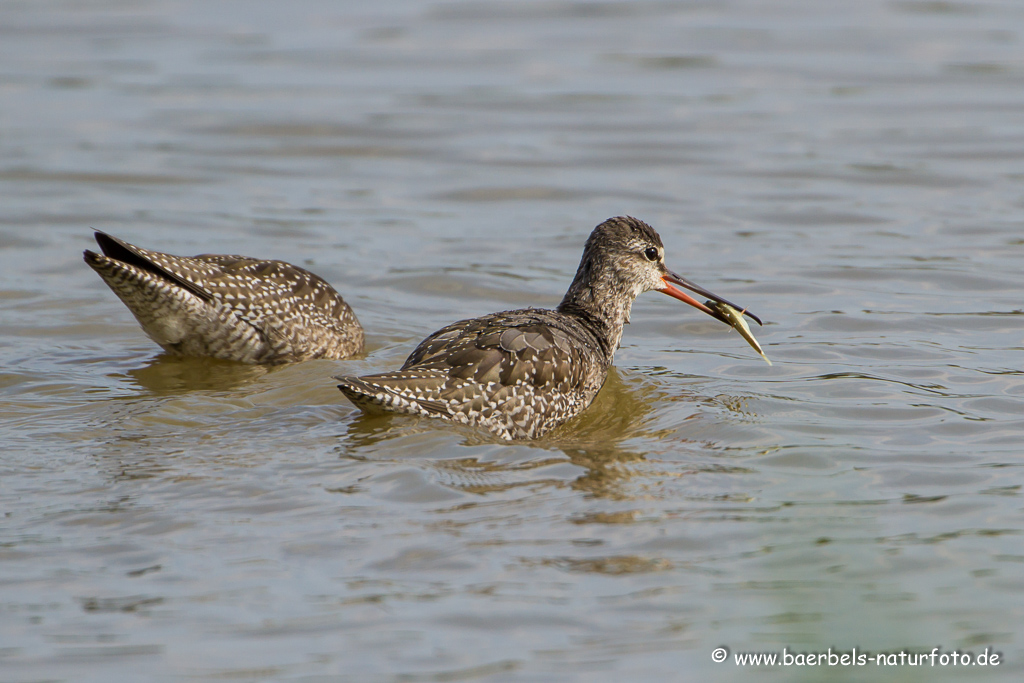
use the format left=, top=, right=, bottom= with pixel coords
left=711, top=646, right=1001, bottom=667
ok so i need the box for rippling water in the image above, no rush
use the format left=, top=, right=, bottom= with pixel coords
left=3, top=0, right=1024, bottom=680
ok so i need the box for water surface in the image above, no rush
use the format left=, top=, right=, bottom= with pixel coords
left=2, top=0, right=1024, bottom=681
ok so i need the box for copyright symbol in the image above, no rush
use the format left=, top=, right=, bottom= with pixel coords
left=712, top=646, right=728, bottom=663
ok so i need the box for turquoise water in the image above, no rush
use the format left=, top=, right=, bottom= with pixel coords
left=2, top=1, right=1023, bottom=680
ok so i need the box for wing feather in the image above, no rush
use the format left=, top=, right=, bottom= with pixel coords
left=341, top=310, right=596, bottom=437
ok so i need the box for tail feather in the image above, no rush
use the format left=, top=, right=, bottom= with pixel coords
left=88, top=231, right=212, bottom=302
left=336, top=372, right=450, bottom=417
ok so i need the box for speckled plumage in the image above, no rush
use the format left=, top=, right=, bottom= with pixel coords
left=337, top=216, right=758, bottom=440
left=84, top=231, right=364, bottom=364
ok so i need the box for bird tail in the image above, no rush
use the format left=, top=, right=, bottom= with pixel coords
left=335, top=372, right=450, bottom=417
left=85, top=231, right=212, bottom=302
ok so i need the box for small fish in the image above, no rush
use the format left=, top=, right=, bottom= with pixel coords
left=706, top=300, right=772, bottom=365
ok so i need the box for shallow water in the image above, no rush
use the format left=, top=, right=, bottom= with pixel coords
left=2, top=0, right=1024, bottom=681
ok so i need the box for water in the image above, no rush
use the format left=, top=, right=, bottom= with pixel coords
left=2, top=0, right=1024, bottom=680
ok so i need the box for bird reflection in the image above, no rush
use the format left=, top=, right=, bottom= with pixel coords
left=544, top=369, right=663, bottom=499
left=339, top=367, right=683, bottom=499
left=123, top=353, right=269, bottom=393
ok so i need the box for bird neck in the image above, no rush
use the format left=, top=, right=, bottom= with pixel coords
left=556, top=263, right=634, bottom=361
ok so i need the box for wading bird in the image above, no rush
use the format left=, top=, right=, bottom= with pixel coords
left=337, top=216, right=760, bottom=440
left=85, top=231, right=364, bottom=364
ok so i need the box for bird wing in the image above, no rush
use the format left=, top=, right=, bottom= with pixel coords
left=192, top=256, right=359, bottom=338
left=338, top=311, right=588, bottom=420
left=405, top=312, right=584, bottom=390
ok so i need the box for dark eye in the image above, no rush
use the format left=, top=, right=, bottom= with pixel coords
left=643, top=247, right=659, bottom=262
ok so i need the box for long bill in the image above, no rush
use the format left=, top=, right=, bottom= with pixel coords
left=659, top=269, right=762, bottom=326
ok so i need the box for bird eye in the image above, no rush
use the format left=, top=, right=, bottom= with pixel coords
left=643, top=247, right=659, bottom=262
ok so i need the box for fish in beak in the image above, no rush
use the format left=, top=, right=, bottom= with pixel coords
left=658, top=269, right=770, bottom=364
